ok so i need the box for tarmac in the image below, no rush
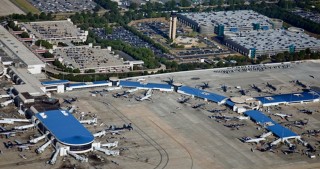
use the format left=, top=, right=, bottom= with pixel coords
left=1, top=60, right=320, bottom=169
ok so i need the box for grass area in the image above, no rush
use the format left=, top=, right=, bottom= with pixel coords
left=10, top=0, right=40, bottom=14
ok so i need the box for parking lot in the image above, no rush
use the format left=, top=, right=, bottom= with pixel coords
left=292, top=8, right=320, bottom=24
left=27, top=0, right=97, bottom=13
left=93, top=27, right=168, bottom=58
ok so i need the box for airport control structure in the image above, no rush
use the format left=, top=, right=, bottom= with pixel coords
left=177, top=10, right=320, bottom=58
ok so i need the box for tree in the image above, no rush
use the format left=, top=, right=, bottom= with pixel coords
left=43, top=52, right=54, bottom=58
left=129, top=2, right=138, bottom=10
left=35, top=40, right=53, bottom=49
left=20, top=32, right=29, bottom=38
left=209, top=0, right=216, bottom=6
left=180, top=0, right=191, bottom=7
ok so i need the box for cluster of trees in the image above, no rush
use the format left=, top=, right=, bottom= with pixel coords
left=7, top=21, right=21, bottom=31
left=270, top=49, right=320, bottom=62
left=50, top=71, right=148, bottom=82
left=5, top=12, right=53, bottom=22
left=35, top=40, right=53, bottom=49
left=70, top=12, right=110, bottom=30
left=42, top=52, right=54, bottom=58
left=7, top=21, right=31, bottom=38
left=53, top=59, right=80, bottom=73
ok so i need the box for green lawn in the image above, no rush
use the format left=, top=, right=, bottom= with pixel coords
left=10, top=0, right=40, bottom=14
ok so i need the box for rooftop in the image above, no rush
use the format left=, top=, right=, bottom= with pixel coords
left=178, top=86, right=227, bottom=103
left=225, top=29, right=320, bottom=52
left=119, top=80, right=172, bottom=90
left=244, top=110, right=298, bottom=138
left=255, top=91, right=320, bottom=105
left=54, top=45, right=126, bottom=70
left=20, top=20, right=87, bottom=42
left=0, top=25, right=44, bottom=66
left=178, top=10, right=272, bottom=29
left=35, top=109, right=94, bottom=145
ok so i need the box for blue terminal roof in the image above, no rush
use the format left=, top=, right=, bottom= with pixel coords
left=35, top=110, right=94, bottom=145
left=179, top=86, right=227, bottom=103
left=92, top=80, right=109, bottom=84
left=225, top=99, right=235, bottom=107
left=41, top=80, right=69, bottom=86
left=119, top=80, right=172, bottom=89
left=119, top=80, right=143, bottom=88
left=256, top=91, right=319, bottom=105
left=244, top=110, right=298, bottom=138
left=67, top=83, right=86, bottom=87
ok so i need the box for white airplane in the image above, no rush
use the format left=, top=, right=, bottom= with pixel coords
left=242, top=137, right=266, bottom=143
left=274, top=113, right=292, bottom=119
left=136, top=89, right=152, bottom=101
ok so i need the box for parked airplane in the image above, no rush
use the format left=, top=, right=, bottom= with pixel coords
left=241, top=137, right=266, bottom=143
left=296, top=80, right=307, bottom=88
left=136, top=89, right=152, bottom=101
left=208, top=109, right=227, bottom=113
left=196, top=82, right=210, bottom=89
left=163, top=77, right=174, bottom=85
left=4, top=140, right=35, bottom=151
left=192, top=103, right=205, bottom=109
left=221, top=84, right=228, bottom=92
left=300, top=109, right=313, bottom=115
left=0, top=129, right=19, bottom=137
left=107, top=123, right=133, bottom=132
left=224, top=123, right=246, bottom=130
left=177, top=97, right=190, bottom=103
left=239, top=89, right=246, bottom=95
left=113, top=91, right=129, bottom=98
left=266, top=82, right=277, bottom=91
left=251, top=84, right=262, bottom=92
left=63, top=97, right=77, bottom=104
left=274, top=113, right=292, bottom=120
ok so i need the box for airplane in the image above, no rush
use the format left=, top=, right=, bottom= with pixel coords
left=300, top=109, right=313, bottom=115
left=113, top=91, right=129, bottom=98
left=285, top=119, right=309, bottom=128
left=209, top=115, right=233, bottom=121
left=241, top=137, right=266, bottom=143
left=163, top=77, right=174, bottom=85
left=302, top=129, right=320, bottom=136
left=208, top=109, right=227, bottom=113
left=221, top=84, right=228, bottom=92
left=107, top=123, right=133, bottom=132
left=282, top=147, right=299, bottom=155
left=0, top=129, right=18, bottom=137
left=4, top=140, right=35, bottom=151
left=251, top=84, right=262, bottom=92
left=239, top=89, right=246, bottom=95
left=136, top=89, right=152, bottom=101
left=196, top=82, right=211, bottom=89
left=296, top=80, right=307, bottom=88
left=224, top=123, right=246, bottom=130
left=177, top=97, right=190, bottom=103
left=266, top=82, right=277, bottom=91
left=192, top=103, right=205, bottom=109
left=19, top=154, right=27, bottom=159
left=63, top=97, right=77, bottom=104
left=273, top=113, right=292, bottom=120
